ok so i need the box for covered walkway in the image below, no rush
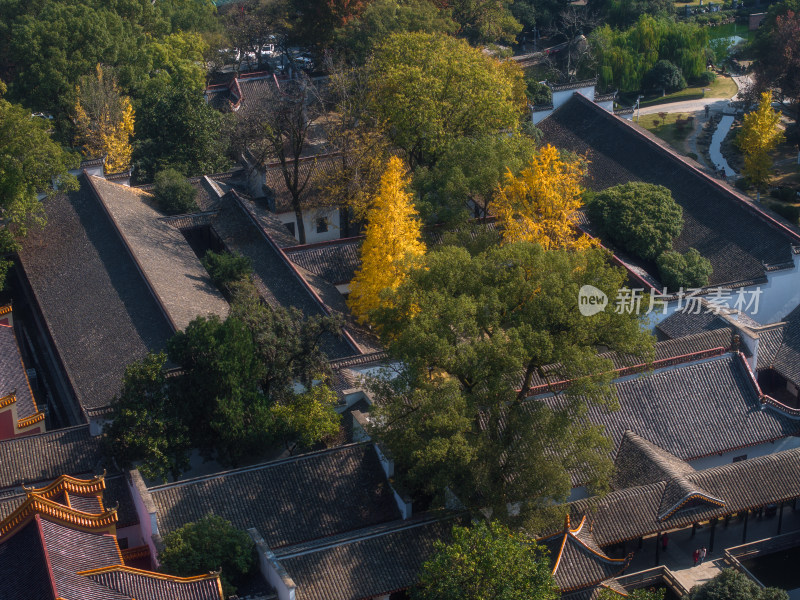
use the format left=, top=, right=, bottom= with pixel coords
left=620, top=503, right=800, bottom=591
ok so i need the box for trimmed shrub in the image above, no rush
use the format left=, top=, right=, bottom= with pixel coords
left=586, top=182, right=683, bottom=261
left=159, top=515, right=255, bottom=597
left=695, top=70, right=717, bottom=86
left=657, top=248, right=713, bottom=290
left=203, top=250, right=252, bottom=288
left=153, top=168, right=198, bottom=215
left=643, top=60, right=687, bottom=93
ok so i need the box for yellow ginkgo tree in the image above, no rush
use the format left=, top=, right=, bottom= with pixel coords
left=348, top=156, right=426, bottom=325
left=74, top=65, right=135, bottom=174
left=737, top=90, right=785, bottom=190
left=492, top=144, right=594, bottom=251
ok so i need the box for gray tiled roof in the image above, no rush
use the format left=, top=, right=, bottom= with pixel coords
left=571, top=445, right=800, bottom=545
left=41, top=518, right=129, bottom=600
left=17, top=177, right=173, bottom=415
left=542, top=353, right=799, bottom=463
left=539, top=95, right=800, bottom=288
left=149, top=443, right=401, bottom=549
left=88, top=176, right=229, bottom=331
left=612, top=432, right=725, bottom=521
left=539, top=516, right=630, bottom=593
left=284, top=237, right=364, bottom=285
left=212, top=193, right=358, bottom=359
left=0, top=324, right=38, bottom=420
left=0, top=425, right=102, bottom=490
left=760, top=304, right=800, bottom=387
left=85, top=569, right=222, bottom=600
left=275, top=517, right=452, bottom=600
left=263, top=154, right=342, bottom=213
left=656, top=311, right=728, bottom=340
left=523, top=353, right=799, bottom=487
left=0, top=520, right=55, bottom=600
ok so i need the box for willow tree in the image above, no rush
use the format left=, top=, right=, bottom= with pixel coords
left=347, top=156, right=426, bottom=325
left=737, top=91, right=785, bottom=189
left=492, top=144, right=595, bottom=251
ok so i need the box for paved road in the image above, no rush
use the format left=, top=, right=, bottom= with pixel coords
left=638, top=97, right=731, bottom=116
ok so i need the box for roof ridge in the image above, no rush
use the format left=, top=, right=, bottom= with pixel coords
left=273, top=513, right=454, bottom=559
left=0, top=423, right=90, bottom=445
left=149, top=442, right=371, bottom=491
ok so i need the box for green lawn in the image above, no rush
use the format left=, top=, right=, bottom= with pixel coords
left=637, top=113, right=696, bottom=152
left=638, top=75, right=738, bottom=108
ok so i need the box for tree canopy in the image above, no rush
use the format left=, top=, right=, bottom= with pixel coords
left=656, top=248, right=713, bottom=291
left=492, top=144, right=595, bottom=251
left=685, top=569, right=788, bottom=600
left=369, top=242, right=654, bottom=514
left=414, top=132, right=538, bottom=225
left=587, top=182, right=683, bottom=261
left=368, top=32, right=526, bottom=168
left=153, top=168, right=199, bottom=215
left=159, top=515, right=255, bottom=597
left=414, top=521, right=558, bottom=600
left=104, top=280, right=343, bottom=480
left=333, top=0, right=458, bottom=64
left=133, top=76, right=233, bottom=181
left=736, top=91, right=785, bottom=189
left=73, top=66, right=134, bottom=173
left=752, top=2, right=800, bottom=123
left=0, top=82, right=78, bottom=287
left=591, top=16, right=708, bottom=92
left=348, top=156, right=426, bottom=325
left=643, top=59, right=686, bottom=94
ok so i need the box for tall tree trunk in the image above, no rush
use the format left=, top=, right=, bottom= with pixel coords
left=294, top=204, right=306, bottom=244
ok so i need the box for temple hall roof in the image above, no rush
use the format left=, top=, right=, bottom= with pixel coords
left=148, top=443, right=401, bottom=550
left=538, top=515, right=631, bottom=593
left=17, top=176, right=173, bottom=417
left=570, top=444, right=800, bottom=545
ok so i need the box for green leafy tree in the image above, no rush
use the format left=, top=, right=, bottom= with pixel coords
left=0, top=82, right=78, bottom=287
left=334, top=0, right=458, bottom=64
left=167, top=314, right=276, bottom=465
left=684, top=569, right=788, bottom=600
left=202, top=250, right=253, bottom=289
left=159, top=515, right=255, bottom=597
left=102, top=352, right=191, bottom=481
left=736, top=91, right=785, bottom=189
left=657, top=248, right=713, bottom=290
left=414, top=133, right=539, bottom=225
left=414, top=521, right=559, bottom=600
left=227, top=279, right=343, bottom=400
left=369, top=242, right=654, bottom=514
left=448, top=0, right=522, bottom=45
left=104, top=282, right=343, bottom=477
left=0, top=0, right=153, bottom=119
left=752, top=2, right=800, bottom=124
left=271, top=384, right=341, bottom=453
left=368, top=32, right=526, bottom=168
left=153, top=168, right=199, bottom=215
left=586, top=182, right=683, bottom=261
left=525, top=79, right=553, bottom=106
left=134, top=78, right=232, bottom=181
left=643, top=60, right=686, bottom=94
left=591, top=16, right=707, bottom=92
